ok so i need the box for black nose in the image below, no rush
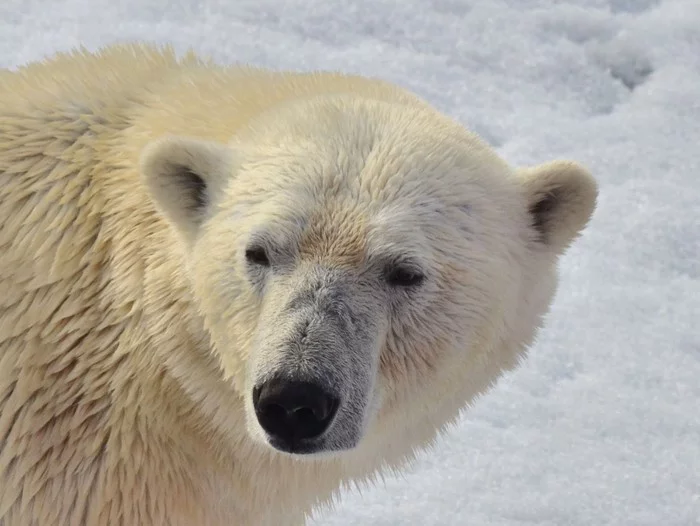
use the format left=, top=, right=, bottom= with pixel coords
left=253, top=378, right=339, bottom=444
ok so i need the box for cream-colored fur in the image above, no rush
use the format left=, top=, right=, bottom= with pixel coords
left=0, top=43, right=597, bottom=526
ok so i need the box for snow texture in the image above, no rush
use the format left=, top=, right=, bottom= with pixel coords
left=2, top=0, right=698, bottom=524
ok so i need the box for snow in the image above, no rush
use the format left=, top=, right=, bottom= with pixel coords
left=3, top=0, right=698, bottom=524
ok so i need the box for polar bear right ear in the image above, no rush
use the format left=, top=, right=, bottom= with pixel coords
left=519, top=160, right=598, bottom=254
left=140, top=135, right=234, bottom=242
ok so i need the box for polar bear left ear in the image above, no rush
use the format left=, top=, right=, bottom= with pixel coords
left=519, top=160, right=598, bottom=254
left=141, top=135, right=234, bottom=242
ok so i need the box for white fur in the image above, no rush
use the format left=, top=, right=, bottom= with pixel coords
left=0, top=43, right=597, bottom=525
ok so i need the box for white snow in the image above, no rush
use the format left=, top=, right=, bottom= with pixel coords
left=3, top=0, right=698, bottom=524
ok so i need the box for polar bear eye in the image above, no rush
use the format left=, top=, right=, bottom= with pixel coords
left=245, top=245, right=271, bottom=267
left=384, top=265, right=425, bottom=288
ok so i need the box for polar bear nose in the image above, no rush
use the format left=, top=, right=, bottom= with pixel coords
left=253, top=378, right=339, bottom=443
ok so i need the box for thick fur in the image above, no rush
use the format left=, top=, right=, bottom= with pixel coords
left=0, top=43, right=598, bottom=525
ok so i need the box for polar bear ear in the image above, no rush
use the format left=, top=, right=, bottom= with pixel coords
left=519, top=160, right=598, bottom=253
left=140, top=135, right=234, bottom=242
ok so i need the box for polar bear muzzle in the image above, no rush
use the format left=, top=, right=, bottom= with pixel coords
left=245, top=265, right=383, bottom=456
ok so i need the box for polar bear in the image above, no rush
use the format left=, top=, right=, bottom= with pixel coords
left=0, top=44, right=597, bottom=525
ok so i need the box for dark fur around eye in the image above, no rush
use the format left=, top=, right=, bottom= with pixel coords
left=384, top=265, right=425, bottom=288
left=245, top=245, right=270, bottom=267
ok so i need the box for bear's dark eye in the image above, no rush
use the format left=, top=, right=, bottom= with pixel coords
left=245, top=245, right=270, bottom=267
left=384, top=265, right=425, bottom=288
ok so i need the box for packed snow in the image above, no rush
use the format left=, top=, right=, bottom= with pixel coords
left=2, top=0, right=698, bottom=524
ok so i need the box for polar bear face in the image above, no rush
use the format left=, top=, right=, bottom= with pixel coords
left=141, top=96, right=597, bottom=460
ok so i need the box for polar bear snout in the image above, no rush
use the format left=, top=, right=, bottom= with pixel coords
left=252, top=377, right=340, bottom=452
left=245, top=270, right=382, bottom=456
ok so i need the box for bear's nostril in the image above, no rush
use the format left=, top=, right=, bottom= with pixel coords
left=252, top=378, right=339, bottom=445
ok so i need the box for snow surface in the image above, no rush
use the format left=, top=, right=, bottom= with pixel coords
left=2, top=0, right=698, bottom=524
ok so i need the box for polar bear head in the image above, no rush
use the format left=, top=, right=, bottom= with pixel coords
left=140, top=94, right=597, bottom=462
